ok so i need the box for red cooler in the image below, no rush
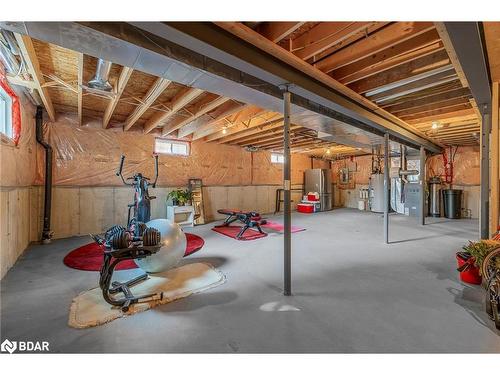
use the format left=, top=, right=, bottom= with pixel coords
left=297, top=203, right=314, bottom=213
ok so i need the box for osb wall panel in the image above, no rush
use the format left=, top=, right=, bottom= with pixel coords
left=42, top=184, right=286, bottom=239
left=0, top=187, right=33, bottom=279
left=42, top=118, right=317, bottom=187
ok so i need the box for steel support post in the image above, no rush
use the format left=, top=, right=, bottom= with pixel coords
left=480, top=105, right=491, bottom=239
left=420, top=146, right=426, bottom=226
left=283, top=89, right=292, bottom=296
left=384, top=133, right=390, bottom=244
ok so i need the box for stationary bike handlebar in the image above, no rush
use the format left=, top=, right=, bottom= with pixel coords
left=115, top=154, right=159, bottom=187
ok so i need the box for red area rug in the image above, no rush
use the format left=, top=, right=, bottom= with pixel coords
left=261, top=220, right=306, bottom=233
left=212, top=225, right=267, bottom=241
left=63, top=233, right=205, bottom=271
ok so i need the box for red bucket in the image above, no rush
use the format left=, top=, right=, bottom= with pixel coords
left=456, top=252, right=482, bottom=285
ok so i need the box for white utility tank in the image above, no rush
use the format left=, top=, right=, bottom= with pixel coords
left=369, top=173, right=386, bottom=213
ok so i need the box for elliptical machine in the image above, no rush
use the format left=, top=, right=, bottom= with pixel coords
left=91, top=154, right=162, bottom=312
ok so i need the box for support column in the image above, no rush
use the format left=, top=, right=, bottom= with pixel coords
left=420, top=146, right=426, bottom=226
left=384, top=133, right=390, bottom=244
left=283, top=88, right=292, bottom=296
left=480, top=104, right=491, bottom=239
left=490, top=82, right=499, bottom=237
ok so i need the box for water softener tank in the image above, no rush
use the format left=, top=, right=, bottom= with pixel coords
left=369, top=173, right=386, bottom=213
left=428, top=177, right=441, bottom=217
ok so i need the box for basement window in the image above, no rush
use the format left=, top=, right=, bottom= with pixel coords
left=271, top=153, right=284, bottom=164
left=155, top=138, right=190, bottom=156
left=0, top=85, right=13, bottom=139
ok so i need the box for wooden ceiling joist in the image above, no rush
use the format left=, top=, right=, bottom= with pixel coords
left=143, top=87, right=204, bottom=134
left=256, top=22, right=305, bottom=43
left=395, top=97, right=472, bottom=117
left=14, top=33, right=56, bottom=121
left=235, top=126, right=304, bottom=146
left=173, top=96, right=232, bottom=137
left=384, top=87, right=471, bottom=113
left=348, top=50, right=451, bottom=94
left=217, top=117, right=284, bottom=144
left=314, top=22, right=435, bottom=73
left=191, top=103, right=248, bottom=140
left=292, top=22, right=375, bottom=60
left=123, top=78, right=172, bottom=131
left=401, top=104, right=472, bottom=122
left=206, top=111, right=281, bottom=142
left=332, top=29, right=443, bottom=83
left=102, top=66, right=133, bottom=129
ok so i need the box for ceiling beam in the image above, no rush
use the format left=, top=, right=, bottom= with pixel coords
left=314, top=22, right=435, bottom=73
left=6, top=74, right=38, bottom=90
left=256, top=22, right=305, bottom=43
left=103, top=66, right=133, bottom=129
left=175, top=96, right=232, bottom=137
left=395, top=97, right=472, bottom=117
left=144, top=87, right=204, bottom=134
left=77, top=53, right=84, bottom=126
left=234, top=126, right=303, bottom=146
left=292, top=22, right=374, bottom=60
left=123, top=78, right=172, bottom=131
left=331, top=29, right=442, bottom=83
left=438, top=22, right=492, bottom=113
left=14, top=33, right=56, bottom=121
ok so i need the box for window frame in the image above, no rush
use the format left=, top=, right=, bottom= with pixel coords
left=0, top=84, right=13, bottom=139
left=271, top=153, right=285, bottom=164
left=154, top=138, right=191, bottom=156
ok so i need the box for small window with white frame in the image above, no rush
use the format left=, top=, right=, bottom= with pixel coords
left=154, top=138, right=190, bottom=156
left=0, top=85, right=13, bottom=139
left=271, top=153, right=284, bottom=164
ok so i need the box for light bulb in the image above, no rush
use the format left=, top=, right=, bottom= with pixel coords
left=222, top=127, right=227, bottom=134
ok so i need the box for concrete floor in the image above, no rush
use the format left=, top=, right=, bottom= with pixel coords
left=1, top=208, right=499, bottom=353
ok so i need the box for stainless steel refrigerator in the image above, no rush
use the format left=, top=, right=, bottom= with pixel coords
left=304, top=169, right=333, bottom=211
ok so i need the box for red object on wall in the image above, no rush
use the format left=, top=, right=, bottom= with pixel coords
left=456, top=253, right=482, bottom=285
left=0, top=73, right=21, bottom=146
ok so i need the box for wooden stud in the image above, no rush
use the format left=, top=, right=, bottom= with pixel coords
left=103, top=66, right=133, bottom=129
left=77, top=53, right=84, bottom=126
left=123, top=78, right=172, bottom=131
left=14, top=33, right=56, bottom=121
left=491, top=82, right=499, bottom=236
left=143, top=87, right=204, bottom=134
left=216, top=117, right=284, bottom=144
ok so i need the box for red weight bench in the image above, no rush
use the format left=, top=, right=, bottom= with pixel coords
left=215, top=209, right=267, bottom=240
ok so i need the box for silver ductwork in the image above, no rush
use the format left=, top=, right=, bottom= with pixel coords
left=87, top=59, right=113, bottom=91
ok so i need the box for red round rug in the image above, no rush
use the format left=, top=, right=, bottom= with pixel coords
left=63, top=233, right=205, bottom=271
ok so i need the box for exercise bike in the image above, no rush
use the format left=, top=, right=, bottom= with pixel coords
left=91, top=154, right=162, bottom=312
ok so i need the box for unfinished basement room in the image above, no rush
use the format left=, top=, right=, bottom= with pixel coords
left=1, top=9, right=500, bottom=363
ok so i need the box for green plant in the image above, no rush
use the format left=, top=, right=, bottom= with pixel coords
left=462, top=240, right=499, bottom=272
left=167, top=189, right=192, bottom=206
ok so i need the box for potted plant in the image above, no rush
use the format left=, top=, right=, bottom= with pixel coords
left=457, top=240, right=499, bottom=284
left=167, top=189, right=193, bottom=206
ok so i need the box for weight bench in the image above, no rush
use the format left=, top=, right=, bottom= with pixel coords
left=216, top=209, right=267, bottom=239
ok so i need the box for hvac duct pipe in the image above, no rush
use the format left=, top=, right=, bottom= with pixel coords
left=35, top=106, right=53, bottom=243
left=384, top=133, right=390, bottom=244
left=480, top=105, right=491, bottom=239
left=283, top=88, right=292, bottom=296
left=419, top=146, right=426, bottom=226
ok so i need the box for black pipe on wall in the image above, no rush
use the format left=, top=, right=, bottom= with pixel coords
left=35, top=106, right=53, bottom=243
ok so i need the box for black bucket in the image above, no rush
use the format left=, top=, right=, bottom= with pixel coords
left=442, top=189, right=463, bottom=219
